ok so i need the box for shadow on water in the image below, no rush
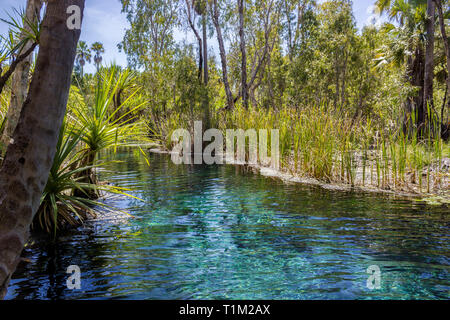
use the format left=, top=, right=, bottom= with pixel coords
left=6, top=148, right=450, bottom=300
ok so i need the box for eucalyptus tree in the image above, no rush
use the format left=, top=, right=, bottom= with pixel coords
left=213, top=0, right=282, bottom=109
left=120, top=0, right=213, bottom=130
left=246, top=0, right=283, bottom=107
left=193, top=0, right=211, bottom=129
left=315, top=0, right=357, bottom=108
left=183, top=0, right=204, bottom=80
left=120, top=0, right=178, bottom=69
left=281, top=0, right=317, bottom=62
left=119, top=0, right=179, bottom=121
left=238, top=0, right=248, bottom=108
left=282, top=1, right=318, bottom=106
left=0, top=0, right=85, bottom=299
left=194, top=0, right=210, bottom=87
left=211, top=0, right=235, bottom=109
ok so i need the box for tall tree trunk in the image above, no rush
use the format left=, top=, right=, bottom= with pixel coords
left=197, top=38, right=204, bottom=81
left=185, top=0, right=203, bottom=81
left=403, top=45, right=426, bottom=136
left=202, top=16, right=208, bottom=86
left=422, top=0, right=436, bottom=134
left=1, top=0, right=42, bottom=149
left=0, top=0, right=84, bottom=299
left=202, top=10, right=210, bottom=130
left=238, top=0, right=248, bottom=109
left=413, top=46, right=426, bottom=131
left=212, top=0, right=234, bottom=110
left=284, top=0, right=294, bottom=62
left=335, top=59, right=340, bottom=109
left=435, top=0, right=450, bottom=123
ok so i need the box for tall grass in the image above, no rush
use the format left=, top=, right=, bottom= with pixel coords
left=154, top=103, right=448, bottom=194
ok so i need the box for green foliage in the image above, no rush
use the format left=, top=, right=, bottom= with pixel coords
left=116, top=0, right=448, bottom=195
left=70, top=66, right=148, bottom=159
left=35, top=65, right=150, bottom=234
left=119, top=0, right=179, bottom=68
left=0, top=7, right=41, bottom=67
left=36, top=119, right=136, bottom=235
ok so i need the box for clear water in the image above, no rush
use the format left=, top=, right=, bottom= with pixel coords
left=5, top=150, right=450, bottom=300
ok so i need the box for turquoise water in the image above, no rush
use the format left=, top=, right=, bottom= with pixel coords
left=6, top=150, right=450, bottom=300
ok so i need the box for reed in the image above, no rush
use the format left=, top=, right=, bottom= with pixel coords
left=153, top=103, right=448, bottom=194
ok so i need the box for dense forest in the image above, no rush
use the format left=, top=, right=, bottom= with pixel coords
left=0, top=0, right=448, bottom=300
left=115, top=0, right=449, bottom=193
left=116, top=0, right=449, bottom=136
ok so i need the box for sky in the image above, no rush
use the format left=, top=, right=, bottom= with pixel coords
left=0, top=0, right=382, bottom=74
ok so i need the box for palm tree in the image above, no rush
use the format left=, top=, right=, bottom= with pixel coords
left=193, top=0, right=211, bottom=132
left=76, top=40, right=91, bottom=78
left=91, top=41, right=105, bottom=73
left=0, top=0, right=84, bottom=299
left=375, top=0, right=430, bottom=134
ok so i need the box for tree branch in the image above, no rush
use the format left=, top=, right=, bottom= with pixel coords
left=0, top=42, right=38, bottom=96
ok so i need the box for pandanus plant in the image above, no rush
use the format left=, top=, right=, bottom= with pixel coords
left=70, top=66, right=148, bottom=198
left=36, top=119, right=97, bottom=234
left=36, top=118, right=139, bottom=235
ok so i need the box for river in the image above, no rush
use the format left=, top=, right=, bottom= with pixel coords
left=5, top=150, right=449, bottom=299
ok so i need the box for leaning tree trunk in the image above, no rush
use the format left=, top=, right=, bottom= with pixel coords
left=1, top=0, right=42, bottom=149
left=0, top=0, right=84, bottom=299
left=422, top=0, right=436, bottom=135
left=212, top=0, right=235, bottom=110
left=202, top=11, right=210, bottom=131
left=185, top=0, right=203, bottom=81
left=238, top=0, right=248, bottom=109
